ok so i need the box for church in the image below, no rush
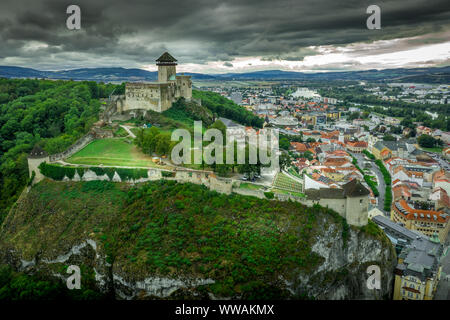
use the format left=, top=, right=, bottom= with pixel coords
left=123, top=52, right=192, bottom=113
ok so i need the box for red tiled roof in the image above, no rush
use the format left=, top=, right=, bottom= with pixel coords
left=347, top=141, right=368, bottom=148
left=394, top=200, right=448, bottom=223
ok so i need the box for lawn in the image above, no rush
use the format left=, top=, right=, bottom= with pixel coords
left=66, top=138, right=163, bottom=168
left=419, top=146, right=443, bottom=154
left=239, top=182, right=263, bottom=190
left=272, top=188, right=306, bottom=198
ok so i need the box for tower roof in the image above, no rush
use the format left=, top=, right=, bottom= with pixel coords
left=342, top=179, right=370, bottom=197
left=28, top=144, right=48, bottom=158
left=156, top=52, right=177, bottom=65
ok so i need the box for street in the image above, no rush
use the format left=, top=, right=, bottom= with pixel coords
left=351, top=152, right=388, bottom=215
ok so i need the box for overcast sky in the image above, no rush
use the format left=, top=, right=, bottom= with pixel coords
left=0, top=0, right=449, bottom=73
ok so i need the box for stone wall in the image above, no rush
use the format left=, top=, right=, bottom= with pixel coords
left=49, top=133, right=95, bottom=162
left=59, top=168, right=163, bottom=183
left=209, top=176, right=233, bottom=195
left=125, top=83, right=163, bottom=112
left=274, top=192, right=308, bottom=204
left=27, top=156, right=49, bottom=184
left=232, top=188, right=265, bottom=199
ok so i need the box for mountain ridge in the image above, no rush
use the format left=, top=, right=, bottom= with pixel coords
left=1, top=65, right=449, bottom=83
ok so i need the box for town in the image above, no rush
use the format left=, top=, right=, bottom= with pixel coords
left=20, top=52, right=450, bottom=301
left=195, top=81, right=450, bottom=300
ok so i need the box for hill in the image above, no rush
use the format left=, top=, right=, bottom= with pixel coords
left=1, top=65, right=449, bottom=83
left=0, top=179, right=396, bottom=299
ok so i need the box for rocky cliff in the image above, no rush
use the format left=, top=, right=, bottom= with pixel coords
left=0, top=179, right=396, bottom=300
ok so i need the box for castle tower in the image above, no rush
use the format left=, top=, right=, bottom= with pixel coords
left=156, top=52, right=177, bottom=83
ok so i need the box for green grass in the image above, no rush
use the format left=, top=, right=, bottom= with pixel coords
left=419, top=146, right=443, bottom=153
left=239, top=183, right=263, bottom=190
left=273, top=172, right=303, bottom=194
left=114, top=127, right=128, bottom=137
left=288, top=167, right=303, bottom=179
left=272, top=188, right=306, bottom=198
left=67, top=138, right=163, bottom=168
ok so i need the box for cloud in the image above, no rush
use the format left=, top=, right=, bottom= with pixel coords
left=0, top=0, right=448, bottom=71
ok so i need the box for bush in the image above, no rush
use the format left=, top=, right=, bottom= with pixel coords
left=352, top=156, right=379, bottom=197
left=363, top=150, right=375, bottom=160
left=39, top=162, right=148, bottom=181
left=161, top=171, right=175, bottom=178
left=81, top=180, right=115, bottom=193
left=264, top=191, right=274, bottom=199
left=27, top=171, right=36, bottom=186
left=38, top=162, right=75, bottom=181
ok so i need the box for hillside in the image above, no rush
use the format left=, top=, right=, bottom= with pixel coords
left=0, top=179, right=396, bottom=299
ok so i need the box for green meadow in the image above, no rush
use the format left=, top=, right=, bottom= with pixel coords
left=67, top=138, right=163, bottom=168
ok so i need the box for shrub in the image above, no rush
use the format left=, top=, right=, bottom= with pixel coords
left=38, top=162, right=75, bottom=181
left=27, top=171, right=36, bottom=186
left=39, top=163, right=149, bottom=181
left=161, top=171, right=175, bottom=178
left=81, top=180, right=115, bottom=193
left=363, top=150, right=375, bottom=160
left=264, top=191, right=274, bottom=199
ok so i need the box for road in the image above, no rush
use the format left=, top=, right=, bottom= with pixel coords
left=434, top=237, right=450, bottom=300
left=120, top=125, right=136, bottom=138
left=351, top=152, right=388, bottom=215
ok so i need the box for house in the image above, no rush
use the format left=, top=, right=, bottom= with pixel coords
left=391, top=200, right=449, bottom=243
left=304, top=179, right=370, bottom=227
left=346, top=141, right=368, bottom=153
left=432, top=170, right=450, bottom=195
left=443, top=147, right=450, bottom=160
left=393, top=236, right=443, bottom=300
left=429, top=187, right=450, bottom=211
left=417, top=126, right=432, bottom=136
left=372, top=141, right=391, bottom=160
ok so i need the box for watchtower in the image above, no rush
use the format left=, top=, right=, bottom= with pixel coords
left=156, top=52, right=177, bottom=83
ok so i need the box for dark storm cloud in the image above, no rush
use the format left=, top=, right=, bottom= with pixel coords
left=0, top=0, right=449, bottom=69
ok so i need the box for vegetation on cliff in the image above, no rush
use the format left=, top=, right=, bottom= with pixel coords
left=0, top=264, right=104, bottom=300
left=0, top=179, right=387, bottom=299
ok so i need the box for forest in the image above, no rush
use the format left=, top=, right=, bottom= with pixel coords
left=193, top=90, right=264, bottom=128
left=0, top=78, right=121, bottom=223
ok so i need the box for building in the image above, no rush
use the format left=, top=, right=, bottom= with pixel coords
left=304, top=178, right=370, bottom=227
left=122, top=52, right=192, bottom=113
left=346, top=141, right=368, bottom=153
left=372, top=140, right=410, bottom=160
left=301, top=113, right=327, bottom=126
left=393, top=236, right=443, bottom=300
left=391, top=199, right=449, bottom=243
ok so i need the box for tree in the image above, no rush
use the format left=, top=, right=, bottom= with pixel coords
left=383, top=135, right=396, bottom=141
left=279, top=137, right=290, bottom=150
left=418, top=134, right=437, bottom=148
left=279, top=153, right=291, bottom=170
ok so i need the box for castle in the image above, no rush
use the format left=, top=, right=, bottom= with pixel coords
left=121, top=52, right=192, bottom=113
